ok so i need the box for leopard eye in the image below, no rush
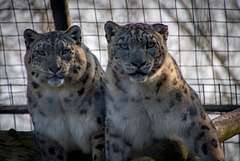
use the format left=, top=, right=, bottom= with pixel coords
left=146, top=42, right=156, bottom=49
left=119, top=44, right=129, bottom=50
left=35, top=51, right=46, bottom=57
left=62, top=49, right=71, bottom=55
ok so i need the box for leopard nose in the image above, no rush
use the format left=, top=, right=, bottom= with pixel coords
left=131, top=61, right=146, bottom=68
left=48, top=66, right=61, bottom=73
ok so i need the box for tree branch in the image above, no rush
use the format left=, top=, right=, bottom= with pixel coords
left=0, top=109, right=239, bottom=161
left=213, top=108, right=240, bottom=142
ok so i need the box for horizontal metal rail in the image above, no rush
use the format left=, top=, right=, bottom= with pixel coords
left=0, top=105, right=239, bottom=114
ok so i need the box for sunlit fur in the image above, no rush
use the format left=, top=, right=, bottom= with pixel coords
left=104, top=21, right=225, bottom=161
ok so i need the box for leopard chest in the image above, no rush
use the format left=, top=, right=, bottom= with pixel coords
left=29, top=88, right=100, bottom=152
left=30, top=88, right=82, bottom=115
left=107, top=93, right=180, bottom=149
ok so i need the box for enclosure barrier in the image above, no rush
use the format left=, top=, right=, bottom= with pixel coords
left=0, top=0, right=239, bottom=160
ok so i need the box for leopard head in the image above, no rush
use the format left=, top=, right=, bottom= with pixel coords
left=24, top=26, right=87, bottom=87
left=104, top=21, right=168, bottom=82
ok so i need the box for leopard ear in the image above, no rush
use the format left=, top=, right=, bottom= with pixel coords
left=23, top=29, right=39, bottom=49
left=65, top=25, right=82, bottom=45
left=152, top=24, right=168, bottom=40
left=104, top=21, right=120, bottom=43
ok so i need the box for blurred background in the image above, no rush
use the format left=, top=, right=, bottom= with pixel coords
left=0, top=0, right=239, bottom=160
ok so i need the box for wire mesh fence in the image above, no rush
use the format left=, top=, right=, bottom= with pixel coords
left=0, top=0, right=239, bottom=160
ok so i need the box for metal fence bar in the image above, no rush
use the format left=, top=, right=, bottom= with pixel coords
left=1, top=105, right=239, bottom=114
left=50, top=0, right=71, bottom=30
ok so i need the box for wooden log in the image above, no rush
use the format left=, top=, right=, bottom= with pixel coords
left=0, top=108, right=239, bottom=161
left=0, top=129, right=42, bottom=161
left=129, top=108, right=240, bottom=161
left=213, top=108, right=240, bottom=142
